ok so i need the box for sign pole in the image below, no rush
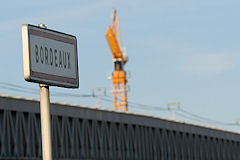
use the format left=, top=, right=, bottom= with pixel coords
left=39, top=84, right=52, bottom=160
left=22, top=23, right=79, bottom=159
left=38, top=23, right=52, bottom=160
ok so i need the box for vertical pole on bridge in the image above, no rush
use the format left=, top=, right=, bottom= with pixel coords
left=39, top=23, right=52, bottom=160
left=168, top=102, right=180, bottom=120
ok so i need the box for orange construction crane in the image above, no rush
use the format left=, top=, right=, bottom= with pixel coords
left=105, top=9, right=128, bottom=111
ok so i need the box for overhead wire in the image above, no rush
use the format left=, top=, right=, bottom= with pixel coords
left=174, top=111, right=209, bottom=123
left=0, top=82, right=170, bottom=114
left=105, top=94, right=239, bottom=126
left=178, top=108, right=211, bottom=122
left=102, top=96, right=169, bottom=111
left=0, top=82, right=38, bottom=93
left=176, top=108, right=238, bottom=126
left=0, top=84, right=37, bottom=94
left=0, top=82, right=94, bottom=98
left=104, top=95, right=238, bottom=126
left=104, top=94, right=169, bottom=111
left=0, top=81, right=238, bottom=126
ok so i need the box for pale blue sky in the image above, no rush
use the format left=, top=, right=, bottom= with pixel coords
left=1, top=0, right=240, bottom=131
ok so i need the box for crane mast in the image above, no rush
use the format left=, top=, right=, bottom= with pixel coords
left=105, top=9, right=128, bottom=111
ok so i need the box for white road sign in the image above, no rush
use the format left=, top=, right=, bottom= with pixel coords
left=22, top=24, right=79, bottom=88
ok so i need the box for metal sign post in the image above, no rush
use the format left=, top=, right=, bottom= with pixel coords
left=39, top=84, right=52, bottom=160
left=38, top=24, right=52, bottom=160
left=22, top=23, right=79, bottom=160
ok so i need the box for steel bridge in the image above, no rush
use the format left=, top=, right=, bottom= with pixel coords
left=0, top=95, right=239, bottom=159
